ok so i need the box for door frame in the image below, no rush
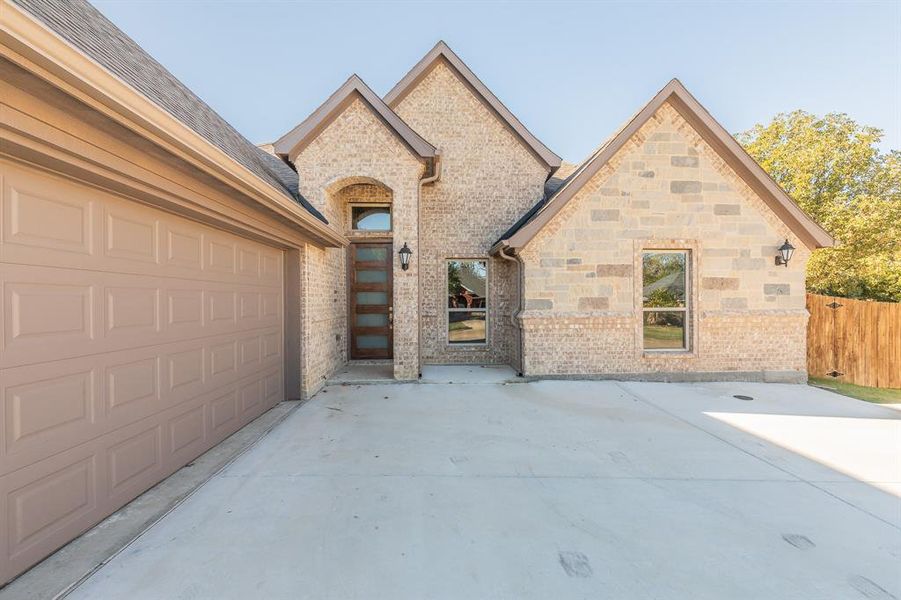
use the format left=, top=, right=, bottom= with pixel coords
left=347, top=239, right=394, bottom=359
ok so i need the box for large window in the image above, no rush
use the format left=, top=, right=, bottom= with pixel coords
left=642, top=251, right=689, bottom=350
left=351, top=205, right=391, bottom=231
left=447, top=259, right=487, bottom=344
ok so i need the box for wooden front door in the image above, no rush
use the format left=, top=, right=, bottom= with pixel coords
left=349, top=242, right=393, bottom=359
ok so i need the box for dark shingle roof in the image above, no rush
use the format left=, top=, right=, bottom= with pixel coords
left=13, top=0, right=326, bottom=223
left=495, top=163, right=579, bottom=245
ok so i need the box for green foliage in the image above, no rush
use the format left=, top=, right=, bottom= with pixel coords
left=738, top=111, right=900, bottom=302
left=641, top=252, right=685, bottom=288
left=447, top=261, right=462, bottom=297
left=644, top=288, right=682, bottom=308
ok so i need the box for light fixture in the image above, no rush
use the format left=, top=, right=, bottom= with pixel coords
left=399, top=242, right=412, bottom=271
left=775, top=239, right=795, bottom=267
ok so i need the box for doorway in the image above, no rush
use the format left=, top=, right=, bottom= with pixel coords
left=349, top=242, right=393, bottom=359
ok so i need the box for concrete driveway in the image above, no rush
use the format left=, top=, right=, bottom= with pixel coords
left=67, top=374, right=900, bottom=599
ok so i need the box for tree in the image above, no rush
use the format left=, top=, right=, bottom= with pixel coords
left=737, top=112, right=901, bottom=302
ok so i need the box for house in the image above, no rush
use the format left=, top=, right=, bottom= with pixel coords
left=0, top=0, right=832, bottom=584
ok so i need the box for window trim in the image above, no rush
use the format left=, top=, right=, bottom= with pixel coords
left=640, top=248, right=691, bottom=352
left=349, top=203, right=392, bottom=232
left=446, top=258, right=489, bottom=347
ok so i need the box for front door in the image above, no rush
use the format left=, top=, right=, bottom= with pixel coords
left=349, top=242, right=393, bottom=359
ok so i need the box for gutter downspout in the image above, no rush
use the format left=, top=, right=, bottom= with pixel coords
left=417, top=154, right=441, bottom=378
left=497, top=243, right=525, bottom=377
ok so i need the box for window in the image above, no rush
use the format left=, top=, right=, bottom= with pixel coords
left=641, top=250, right=689, bottom=350
left=351, top=205, right=391, bottom=231
left=447, top=259, right=487, bottom=344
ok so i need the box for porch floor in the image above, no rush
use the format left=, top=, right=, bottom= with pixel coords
left=327, top=363, right=521, bottom=385
left=328, top=361, right=394, bottom=384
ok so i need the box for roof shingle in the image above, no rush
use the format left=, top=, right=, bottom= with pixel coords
left=12, top=0, right=326, bottom=223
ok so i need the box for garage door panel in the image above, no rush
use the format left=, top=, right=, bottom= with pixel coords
left=261, top=290, right=280, bottom=321
left=107, top=425, right=162, bottom=502
left=238, top=246, right=261, bottom=278
left=260, top=251, right=281, bottom=284
left=209, top=390, right=238, bottom=442
left=0, top=366, right=278, bottom=581
left=208, top=339, right=237, bottom=385
left=238, top=335, right=261, bottom=369
left=1, top=326, right=280, bottom=474
left=105, top=285, right=161, bottom=338
left=1, top=265, right=282, bottom=370
left=262, top=331, right=281, bottom=360
left=1, top=277, right=96, bottom=365
left=3, top=365, right=99, bottom=465
left=206, top=290, right=237, bottom=330
left=1, top=161, right=286, bottom=583
left=1, top=163, right=282, bottom=288
left=168, top=404, right=206, bottom=462
left=1, top=446, right=102, bottom=580
left=264, top=370, right=282, bottom=404
left=103, top=205, right=160, bottom=265
left=106, top=355, right=162, bottom=421
left=1, top=176, right=94, bottom=256
left=163, top=226, right=203, bottom=270
left=166, top=288, right=205, bottom=331
left=239, top=379, right=263, bottom=416
left=238, top=291, right=261, bottom=322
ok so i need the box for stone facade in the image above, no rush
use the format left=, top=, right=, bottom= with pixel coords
left=393, top=61, right=549, bottom=366
left=278, top=47, right=822, bottom=392
left=518, top=102, right=810, bottom=381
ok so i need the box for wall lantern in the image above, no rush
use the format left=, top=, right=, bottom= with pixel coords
left=775, top=239, right=795, bottom=267
left=399, top=242, right=413, bottom=271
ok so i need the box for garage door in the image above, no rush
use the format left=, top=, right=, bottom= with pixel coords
left=0, top=160, right=285, bottom=582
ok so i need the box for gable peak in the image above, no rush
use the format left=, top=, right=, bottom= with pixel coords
left=384, top=40, right=561, bottom=170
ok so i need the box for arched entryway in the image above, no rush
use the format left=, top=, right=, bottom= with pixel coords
left=327, top=178, right=395, bottom=360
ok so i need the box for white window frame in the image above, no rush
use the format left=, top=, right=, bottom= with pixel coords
left=641, top=249, right=690, bottom=352
left=446, top=258, right=488, bottom=346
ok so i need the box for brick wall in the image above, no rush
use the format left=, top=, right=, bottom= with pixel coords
left=293, top=98, right=425, bottom=393
left=393, top=61, right=549, bottom=365
left=518, top=102, right=810, bottom=381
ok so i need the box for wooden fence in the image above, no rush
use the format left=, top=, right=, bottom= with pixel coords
left=807, top=293, right=901, bottom=389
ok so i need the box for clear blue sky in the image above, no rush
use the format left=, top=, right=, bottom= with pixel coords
left=93, top=0, right=899, bottom=161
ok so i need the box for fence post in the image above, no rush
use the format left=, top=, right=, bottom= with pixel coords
left=825, top=299, right=843, bottom=378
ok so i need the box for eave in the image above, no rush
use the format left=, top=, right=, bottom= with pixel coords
left=0, top=0, right=346, bottom=248
left=273, top=74, right=437, bottom=166
left=498, top=79, right=834, bottom=252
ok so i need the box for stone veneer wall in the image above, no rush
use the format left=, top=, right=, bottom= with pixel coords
left=393, top=60, right=548, bottom=365
left=518, top=102, right=810, bottom=381
left=293, top=98, right=425, bottom=394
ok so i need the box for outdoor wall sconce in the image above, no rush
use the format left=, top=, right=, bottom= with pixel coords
left=399, top=242, right=412, bottom=271
left=775, top=239, right=795, bottom=267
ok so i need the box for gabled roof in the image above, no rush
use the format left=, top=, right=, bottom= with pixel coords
left=273, top=75, right=436, bottom=162
left=10, top=0, right=328, bottom=223
left=384, top=41, right=562, bottom=171
left=495, top=79, right=835, bottom=251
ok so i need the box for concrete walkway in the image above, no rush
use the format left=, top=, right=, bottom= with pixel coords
left=67, top=378, right=901, bottom=599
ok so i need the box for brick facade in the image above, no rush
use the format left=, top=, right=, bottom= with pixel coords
left=281, top=49, right=820, bottom=393
left=518, top=103, right=810, bottom=381
left=293, top=98, right=425, bottom=395
left=393, top=61, right=549, bottom=366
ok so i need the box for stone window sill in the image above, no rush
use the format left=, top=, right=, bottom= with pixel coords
left=641, top=350, right=696, bottom=359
